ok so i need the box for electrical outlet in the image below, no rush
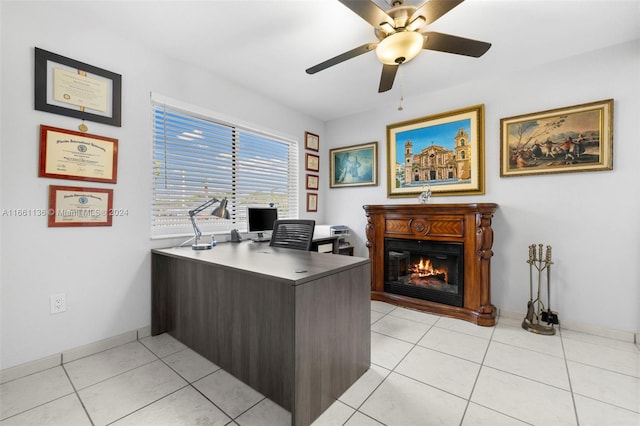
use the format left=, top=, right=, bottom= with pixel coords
left=50, top=293, right=66, bottom=314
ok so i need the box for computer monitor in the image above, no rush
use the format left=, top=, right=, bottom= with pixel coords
left=247, top=206, right=278, bottom=242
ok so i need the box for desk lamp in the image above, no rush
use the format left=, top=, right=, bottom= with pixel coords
left=189, top=197, right=230, bottom=250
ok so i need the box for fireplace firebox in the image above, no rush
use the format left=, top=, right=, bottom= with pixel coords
left=385, top=238, right=464, bottom=307
left=363, top=203, right=498, bottom=326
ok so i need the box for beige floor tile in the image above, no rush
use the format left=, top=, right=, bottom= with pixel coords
left=0, top=367, right=74, bottom=420
left=193, top=369, right=263, bottom=419
left=574, top=394, right=640, bottom=426
left=435, top=316, right=495, bottom=339
left=139, top=333, right=188, bottom=358
left=78, top=360, right=187, bottom=425
left=162, top=348, right=220, bottom=383
left=568, top=361, right=640, bottom=412
left=111, top=386, right=231, bottom=426
left=564, top=338, right=640, bottom=377
left=370, top=331, right=413, bottom=370
left=235, top=398, right=290, bottom=426
left=371, top=314, right=431, bottom=343
left=311, top=400, right=355, bottom=426
left=418, top=326, right=490, bottom=363
left=471, top=366, right=576, bottom=425
left=0, top=394, right=90, bottom=426
left=484, top=340, right=570, bottom=389
left=65, top=341, right=157, bottom=389
left=462, top=402, right=529, bottom=425
left=396, top=345, right=481, bottom=399
left=338, top=364, right=390, bottom=409
left=359, top=372, right=467, bottom=425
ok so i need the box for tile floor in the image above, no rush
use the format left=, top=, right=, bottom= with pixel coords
left=1, top=301, right=639, bottom=426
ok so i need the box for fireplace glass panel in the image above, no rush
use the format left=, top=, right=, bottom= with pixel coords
left=384, top=238, right=464, bottom=307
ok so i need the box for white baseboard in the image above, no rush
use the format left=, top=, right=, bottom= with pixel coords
left=1, top=325, right=151, bottom=384
left=62, top=330, right=138, bottom=363
left=498, top=308, right=637, bottom=343
left=137, top=325, right=151, bottom=340
left=0, top=354, right=61, bottom=384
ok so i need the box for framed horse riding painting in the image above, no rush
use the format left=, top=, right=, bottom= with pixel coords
left=500, top=99, right=613, bottom=177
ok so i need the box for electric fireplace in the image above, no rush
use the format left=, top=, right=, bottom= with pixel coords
left=363, top=203, right=498, bottom=326
left=385, top=238, right=464, bottom=307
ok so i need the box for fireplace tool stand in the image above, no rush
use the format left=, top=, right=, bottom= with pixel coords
left=522, top=244, right=559, bottom=335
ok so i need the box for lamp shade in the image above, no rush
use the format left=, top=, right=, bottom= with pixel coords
left=211, top=198, right=230, bottom=219
left=376, top=31, right=423, bottom=65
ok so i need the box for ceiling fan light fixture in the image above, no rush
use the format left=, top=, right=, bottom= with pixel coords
left=405, top=15, right=426, bottom=32
left=376, top=31, right=423, bottom=65
left=379, top=22, right=396, bottom=34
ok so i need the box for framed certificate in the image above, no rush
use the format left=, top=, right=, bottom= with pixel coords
left=305, top=174, right=319, bottom=190
left=305, top=131, right=319, bottom=151
left=39, top=125, right=118, bottom=184
left=306, top=193, right=318, bottom=212
left=305, top=153, right=320, bottom=172
left=35, top=48, right=122, bottom=127
left=48, top=185, right=114, bottom=227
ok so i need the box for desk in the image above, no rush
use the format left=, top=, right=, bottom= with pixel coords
left=151, top=243, right=371, bottom=426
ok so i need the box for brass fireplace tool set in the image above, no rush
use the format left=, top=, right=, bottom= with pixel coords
left=522, top=244, right=559, bottom=335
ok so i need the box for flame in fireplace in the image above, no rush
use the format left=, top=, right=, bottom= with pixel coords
left=411, top=257, right=448, bottom=282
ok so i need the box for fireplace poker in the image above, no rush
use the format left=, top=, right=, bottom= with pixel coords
left=524, top=244, right=535, bottom=324
left=522, top=243, right=555, bottom=335
left=541, top=245, right=559, bottom=325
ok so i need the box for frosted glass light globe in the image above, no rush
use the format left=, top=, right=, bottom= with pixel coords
left=376, top=31, right=423, bottom=65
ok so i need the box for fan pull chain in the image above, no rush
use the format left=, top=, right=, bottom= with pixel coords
left=397, top=67, right=405, bottom=111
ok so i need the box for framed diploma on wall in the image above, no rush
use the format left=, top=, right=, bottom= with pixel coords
left=306, top=193, right=318, bottom=212
left=305, top=153, right=320, bottom=172
left=305, top=174, right=319, bottom=190
left=34, top=47, right=122, bottom=127
left=48, top=185, right=114, bottom=227
left=39, top=125, right=118, bottom=184
left=305, top=131, right=319, bottom=151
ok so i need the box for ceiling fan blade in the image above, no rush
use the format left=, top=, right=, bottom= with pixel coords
left=306, top=42, right=378, bottom=74
left=378, top=64, right=399, bottom=93
left=410, top=0, right=465, bottom=26
left=422, top=31, right=491, bottom=57
left=338, top=0, right=394, bottom=29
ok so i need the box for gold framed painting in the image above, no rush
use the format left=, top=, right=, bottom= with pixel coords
left=329, top=142, right=378, bottom=188
left=500, top=99, right=613, bottom=177
left=387, top=104, right=485, bottom=197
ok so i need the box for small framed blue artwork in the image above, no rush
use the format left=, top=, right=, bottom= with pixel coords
left=329, top=142, right=378, bottom=188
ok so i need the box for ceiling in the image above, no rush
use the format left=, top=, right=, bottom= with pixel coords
left=75, top=0, right=639, bottom=122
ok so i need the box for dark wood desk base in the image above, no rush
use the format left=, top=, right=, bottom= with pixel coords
left=152, top=246, right=371, bottom=426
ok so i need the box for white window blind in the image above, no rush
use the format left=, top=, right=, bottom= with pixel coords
left=152, top=100, right=298, bottom=238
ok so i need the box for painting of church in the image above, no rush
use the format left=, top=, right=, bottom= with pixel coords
left=403, top=128, right=471, bottom=184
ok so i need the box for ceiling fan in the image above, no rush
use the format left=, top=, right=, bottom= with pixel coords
left=306, top=0, right=491, bottom=93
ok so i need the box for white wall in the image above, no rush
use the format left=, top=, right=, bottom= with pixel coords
left=1, top=2, right=638, bottom=371
left=0, top=2, right=324, bottom=369
left=324, top=40, right=640, bottom=335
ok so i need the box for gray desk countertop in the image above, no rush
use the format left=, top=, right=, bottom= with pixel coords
left=152, top=241, right=369, bottom=285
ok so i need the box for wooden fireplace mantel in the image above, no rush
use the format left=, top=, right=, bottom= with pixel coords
left=363, top=203, right=498, bottom=326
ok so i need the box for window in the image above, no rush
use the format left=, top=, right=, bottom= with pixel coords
left=151, top=97, right=298, bottom=238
